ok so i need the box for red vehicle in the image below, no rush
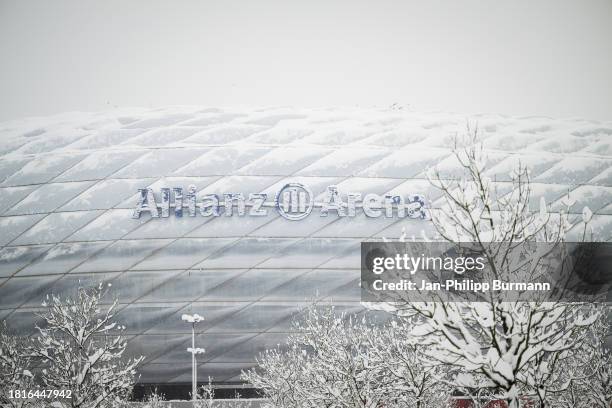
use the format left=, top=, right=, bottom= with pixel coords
left=449, top=398, right=506, bottom=408
left=448, top=396, right=535, bottom=407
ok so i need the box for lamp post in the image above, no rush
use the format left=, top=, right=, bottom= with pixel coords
left=181, top=313, right=205, bottom=401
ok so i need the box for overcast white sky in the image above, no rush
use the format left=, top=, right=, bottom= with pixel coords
left=1, top=0, right=611, bottom=122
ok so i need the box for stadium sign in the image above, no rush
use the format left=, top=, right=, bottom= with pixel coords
left=133, top=183, right=428, bottom=221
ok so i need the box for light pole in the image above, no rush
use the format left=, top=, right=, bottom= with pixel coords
left=181, top=313, right=205, bottom=401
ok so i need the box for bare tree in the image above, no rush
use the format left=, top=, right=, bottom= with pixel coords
left=243, top=345, right=310, bottom=408
left=366, top=319, right=451, bottom=408
left=143, top=389, right=171, bottom=408
left=380, top=127, right=605, bottom=408
left=0, top=321, right=37, bottom=408
left=544, top=312, right=611, bottom=408
left=193, top=378, right=253, bottom=408
left=243, top=305, right=423, bottom=408
left=579, top=316, right=612, bottom=408
left=31, top=283, right=144, bottom=408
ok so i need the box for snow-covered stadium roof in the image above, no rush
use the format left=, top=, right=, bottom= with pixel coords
left=0, top=106, right=611, bottom=384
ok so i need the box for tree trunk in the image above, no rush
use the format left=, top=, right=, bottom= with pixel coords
left=507, top=397, right=520, bottom=408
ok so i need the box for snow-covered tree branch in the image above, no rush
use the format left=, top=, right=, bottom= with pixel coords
left=542, top=311, right=611, bottom=408
left=30, top=283, right=144, bottom=408
left=0, top=321, right=37, bottom=408
left=365, top=318, right=451, bottom=408
left=373, top=126, right=608, bottom=408
left=243, top=305, right=451, bottom=408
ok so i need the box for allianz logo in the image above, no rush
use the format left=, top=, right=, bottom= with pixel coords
left=133, top=183, right=428, bottom=221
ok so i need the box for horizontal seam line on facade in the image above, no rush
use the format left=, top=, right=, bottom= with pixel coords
left=2, top=175, right=612, bottom=191
left=3, top=208, right=611, bottom=221
left=2, top=224, right=610, bottom=250
left=3, top=143, right=612, bottom=158
left=4, top=171, right=612, bottom=185
left=2, top=298, right=362, bottom=305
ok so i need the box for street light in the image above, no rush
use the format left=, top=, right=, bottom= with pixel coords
left=181, top=313, right=205, bottom=401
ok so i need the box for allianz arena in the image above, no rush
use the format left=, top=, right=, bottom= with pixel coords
left=0, top=106, right=611, bottom=391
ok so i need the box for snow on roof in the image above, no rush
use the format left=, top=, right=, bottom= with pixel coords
left=0, top=106, right=610, bottom=383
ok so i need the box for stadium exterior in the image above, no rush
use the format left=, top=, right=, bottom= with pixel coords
left=0, top=106, right=611, bottom=390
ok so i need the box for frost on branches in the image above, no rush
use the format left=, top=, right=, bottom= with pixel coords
left=369, top=127, right=609, bottom=408
left=542, top=313, right=612, bottom=408
left=142, top=390, right=171, bottom=408
left=243, top=305, right=451, bottom=408
left=31, top=283, right=144, bottom=408
left=574, top=315, right=612, bottom=408
left=0, top=321, right=37, bottom=408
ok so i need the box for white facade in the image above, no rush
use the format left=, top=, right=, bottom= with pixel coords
left=0, top=106, right=611, bottom=384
